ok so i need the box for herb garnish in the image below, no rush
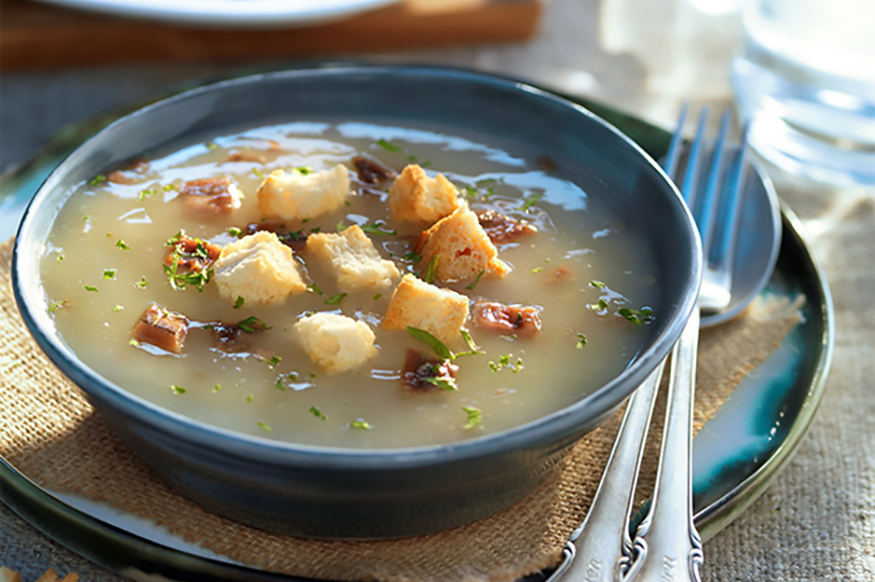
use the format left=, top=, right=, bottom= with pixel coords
left=373, top=292, right=382, bottom=301
left=576, top=333, right=587, bottom=348
left=115, top=239, right=132, bottom=250
left=111, top=305, right=124, bottom=312
left=234, top=296, right=245, bottom=309
left=588, top=298, right=610, bottom=312
left=252, top=168, right=265, bottom=179
left=171, top=385, right=186, bottom=394
left=590, top=280, right=606, bottom=289
left=84, top=285, right=98, bottom=292
left=88, top=175, right=106, bottom=186
left=424, top=376, right=458, bottom=391
left=456, top=330, right=485, bottom=358
left=520, top=192, right=544, bottom=212
left=466, top=270, right=485, bottom=290
left=403, top=251, right=421, bottom=263
left=103, top=269, right=116, bottom=279
left=349, top=419, right=372, bottom=430
left=310, top=406, right=327, bottom=420
left=324, top=293, right=347, bottom=305
left=462, top=186, right=478, bottom=199
left=462, top=406, right=482, bottom=430
left=361, top=222, right=396, bottom=236
left=618, top=307, right=655, bottom=324
left=138, top=188, right=155, bottom=201
left=307, top=282, right=324, bottom=295
left=134, top=276, right=148, bottom=289
left=424, top=255, right=439, bottom=284
left=258, top=421, right=271, bottom=432
left=48, top=300, right=66, bottom=314
left=227, top=227, right=244, bottom=238
left=164, top=232, right=214, bottom=291
left=376, top=139, right=401, bottom=152
left=238, top=316, right=271, bottom=333
left=295, top=166, right=312, bottom=175
left=407, top=327, right=453, bottom=360
left=531, top=267, right=543, bottom=274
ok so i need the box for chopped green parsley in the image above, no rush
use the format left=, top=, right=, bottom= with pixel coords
left=238, top=316, right=271, bottom=333
left=307, top=282, right=324, bottom=295
left=373, top=292, right=382, bottom=301
left=407, top=327, right=453, bottom=360
left=233, top=296, right=245, bottom=309
left=349, top=419, right=372, bottom=430
left=111, top=305, right=124, bottom=312
left=227, top=226, right=244, bottom=238
left=134, top=276, right=148, bottom=289
left=520, top=192, right=544, bottom=212
left=361, top=222, right=396, bottom=236
left=590, top=280, right=606, bottom=289
left=115, top=239, right=132, bottom=250
left=424, top=254, right=439, bottom=284
left=424, top=377, right=458, bottom=391
left=84, top=285, right=98, bottom=292
left=171, top=385, right=186, bottom=395
left=376, top=138, right=401, bottom=152
left=466, top=270, right=485, bottom=290
left=618, top=307, right=655, bottom=324
left=47, top=300, right=66, bottom=314
left=462, top=406, right=482, bottom=430
left=531, top=267, right=543, bottom=274
left=576, top=333, right=587, bottom=348
left=88, top=175, right=106, bottom=186
left=258, top=421, right=272, bottom=432
left=324, top=293, right=347, bottom=305
left=403, top=251, right=421, bottom=263
left=103, top=269, right=116, bottom=280
left=310, top=406, right=327, bottom=420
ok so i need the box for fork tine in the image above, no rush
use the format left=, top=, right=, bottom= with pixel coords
left=680, top=108, right=709, bottom=207
left=696, top=110, right=731, bottom=259
left=662, top=103, right=688, bottom=178
left=709, top=124, right=749, bottom=272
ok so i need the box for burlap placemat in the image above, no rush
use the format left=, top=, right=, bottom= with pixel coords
left=0, top=238, right=804, bottom=582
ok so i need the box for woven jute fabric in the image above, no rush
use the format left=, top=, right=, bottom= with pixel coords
left=0, top=238, right=804, bottom=582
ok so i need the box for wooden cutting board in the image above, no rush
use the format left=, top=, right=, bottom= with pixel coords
left=0, top=0, right=543, bottom=70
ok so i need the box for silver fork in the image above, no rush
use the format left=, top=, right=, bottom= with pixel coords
left=550, top=106, right=748, bottom=582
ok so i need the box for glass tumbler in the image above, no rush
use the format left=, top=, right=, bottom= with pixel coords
left=732, top=0, right=875, bottom=184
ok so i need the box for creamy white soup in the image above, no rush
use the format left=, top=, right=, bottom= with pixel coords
left=39, top=122, right=660, bottom=449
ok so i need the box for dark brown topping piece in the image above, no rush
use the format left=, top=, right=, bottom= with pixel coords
left=476, top=209, right=538, bottom=244
left=181, top=177, right=239, bottom=216
left=132, top=304, right=189, bottom=355
left=547, top=265, right=573, bottom=284
left=352, top=156, right=395, bottom=184
left=226, top=150, right=268, bottom=163
left=473, top=301, right=542, bottom=337
left=107, top=158, right=151, bottom=185
left=163, top=233, right=222, bottom=275
left=401, top=349, right=459, bottom=392
left=244, top=222, right=308, bottom=251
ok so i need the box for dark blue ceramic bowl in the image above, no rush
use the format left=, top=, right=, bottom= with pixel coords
left=12, top=66, right=701, bottom=539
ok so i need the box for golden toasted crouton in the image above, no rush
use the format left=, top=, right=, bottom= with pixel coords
left=213, top=231, right=307, bottom=305
left=256, top=164, right=349, bottom=220
left=388, top=164, right=461, bottom=224
left=0, top=567, right=21, bottom=582
left=307, top=225, right=400, bottom=292
left=294, top=313, right=378, bottom=374
left=382, top=274, right=469, bottom=344
left=415, top=204, right=510, bottom=283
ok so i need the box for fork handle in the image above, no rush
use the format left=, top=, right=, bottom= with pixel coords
left=624, top=310, right=704, bottom=582
left=549, top=362, right=665, bottom=582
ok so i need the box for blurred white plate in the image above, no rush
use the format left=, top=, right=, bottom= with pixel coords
left=34, top=0, right=401, bottom=28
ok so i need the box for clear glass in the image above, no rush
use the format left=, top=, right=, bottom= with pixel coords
left=732, top=0, right=875, bottom=184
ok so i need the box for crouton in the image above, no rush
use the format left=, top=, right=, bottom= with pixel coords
left=415, top=204, right=511, bottom=283
left=388, top=164, right=461, bottom=224
left=213, top=231, right=307, bottom=306
left=256, top=164, right=350, bottom=220
left=307, top=225, right=400, bottom=292
left=382, top=274, right=469, bottom=344
left=294, top=313, right=378, bottom=374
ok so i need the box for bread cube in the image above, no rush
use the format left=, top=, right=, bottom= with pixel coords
left=294, top=313, right=378, bottom=374
left=388, top=164, right=461, bottom=224
left=213, top=231, right=307, bottom=305
left=416, top=204, right=511, bottom=284
left=382, top=274, right=469, bottom=344
left=307, top=225, right=400, bottom=292
left=256, top=164, right=350, bottom=220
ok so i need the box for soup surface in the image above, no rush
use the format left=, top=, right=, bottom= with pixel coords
left=40, top=121, right=660, bottom=449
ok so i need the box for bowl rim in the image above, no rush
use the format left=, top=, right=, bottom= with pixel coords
left=12, top=64, right=702, bottom=469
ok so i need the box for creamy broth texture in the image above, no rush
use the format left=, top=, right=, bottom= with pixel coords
left=40, top=122, right=660, bottom=449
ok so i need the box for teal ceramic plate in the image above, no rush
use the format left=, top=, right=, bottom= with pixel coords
left=0, top=75, right=833, bottom=581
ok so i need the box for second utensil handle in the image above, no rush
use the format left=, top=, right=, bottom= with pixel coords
left=624, top=310, right=704, bottom=582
